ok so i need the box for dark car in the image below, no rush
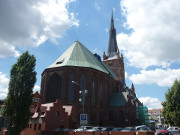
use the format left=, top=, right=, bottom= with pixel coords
left=101, top=127, right=114, bottom=131
left=111, top=128, right=123, bottom=131
left=121, top=127, right=136, bottom=132
left=136, top=126, right=151, bottom=131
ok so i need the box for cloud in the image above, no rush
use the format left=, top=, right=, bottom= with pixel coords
left=0, top=40, right=20, bottom=58
left=0, top=72, right=9, bottom=93
left=139, top=97, right=162, bottom=109
left=117, top=0, right=180, bottom=68
left=94, top=2, right=101, bottom=10
left=0, top=0, right=79, bottom=58
left=92, top=48, right=102, bottom=55
left=0, top=93, right=7, bottom=100
left=125, top=72, right=128, bottom=78
left=129, top=68, right=180, bottom=86
left=33, top=85, right=40, bottom=91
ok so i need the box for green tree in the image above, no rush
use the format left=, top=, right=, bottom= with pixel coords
left=162, top=79, right=180, bottom=126
left=1, top=51, right=37, bottom=135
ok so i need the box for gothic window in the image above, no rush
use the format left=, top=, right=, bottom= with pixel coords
left=80, top=74, right=86, bottom=91
left=91, top=77, right=95, bottom=105
left=99, top=79, right=103, bottom=99
left=105, top=81, right=108, bottom=99
left=47, top=73, right=61, bottom=102
left=68, top=73, right=75, bottom=103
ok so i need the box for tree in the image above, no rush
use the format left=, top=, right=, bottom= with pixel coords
left=162, top=79, right=180, bottom=127
left=1, top=51, right=37, bottom=135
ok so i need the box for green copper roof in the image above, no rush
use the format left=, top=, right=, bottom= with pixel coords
left=108, top=93, right=127, bottom=107
left=48, top=41, right=118, bottom=78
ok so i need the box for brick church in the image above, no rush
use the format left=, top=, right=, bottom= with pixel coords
left=30, top=13, right=142, bottom=131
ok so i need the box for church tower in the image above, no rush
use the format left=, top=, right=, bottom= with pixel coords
left=103, top=13, right=125, bottom=84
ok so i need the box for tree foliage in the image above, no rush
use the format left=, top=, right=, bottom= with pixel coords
left=1, top=51, right=36, bottom=135
left=162, top=79, right=180, bottom=126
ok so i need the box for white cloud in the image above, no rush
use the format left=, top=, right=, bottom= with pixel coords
left=0, top=72, right=9, bottom=93
left=0, top=0, right=79, bottom=58
left=129, top=68, right=180, bottom=86
left=92, top=48, right=102, bottom=55
left=0, top=93, right=7, bottom=99
left=125, top=72, right=128, bottom=78
left=94, top=2, right=101, bottom=10
left=139, top=97, right=162, bottom=109
left=118, top=0, right=180, bottom=68
left=33, top=85, right=40, bottom=91
left=0, top=40, right=20, bottom=58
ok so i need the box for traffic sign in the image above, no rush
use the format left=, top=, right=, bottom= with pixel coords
left=80, top=114, right=87, bottom=125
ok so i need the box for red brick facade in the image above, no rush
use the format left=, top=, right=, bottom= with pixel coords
left=21, top=99, right=74, bottom=135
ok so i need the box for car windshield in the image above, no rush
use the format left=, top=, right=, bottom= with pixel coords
left=138, top=127, right=149, bottom=131
left=123, top=127, right=135, bottom=131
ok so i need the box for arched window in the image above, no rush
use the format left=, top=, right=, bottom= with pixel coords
left=68, top=73, right=75, bottom=103
left=47, top=73, right=61, bottom=102
left=99, top=79, right=103, bottom=99
left=91, top=77, right=95, bottom=105
left=80, top=74, right=86, bottom=91
left=105, top=81, right=108, bottom=99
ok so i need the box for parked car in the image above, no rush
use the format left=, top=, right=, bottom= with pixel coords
left=156, top=127, right=169, bottom=135
left=74, top=126, right=93, bottom=132
left=121, top=127, right=136, bottom=132
left=55, top=128, right=73, bottom=131
left=101, top=127, right=114, bottom=132
left=136, top=126, right=151, bottom=131
left=100, top=127, right=114, bottom=134
left=111, top=128, right=123, bottom=131
left=167, top=127, right=180, bottom=135
left=86, top=127, right=103, bottom=132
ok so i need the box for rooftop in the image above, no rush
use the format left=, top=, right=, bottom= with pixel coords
left=48, top=41, right=118, bottom=78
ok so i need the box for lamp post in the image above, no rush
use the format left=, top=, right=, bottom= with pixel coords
left=72, top=81, right=88, bottom=135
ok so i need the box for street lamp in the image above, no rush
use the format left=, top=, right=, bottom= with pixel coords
left=72, top=81, right=88, bottom=135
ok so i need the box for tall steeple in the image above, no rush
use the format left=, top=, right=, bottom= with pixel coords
left=107, top=12, right=119, bottom=58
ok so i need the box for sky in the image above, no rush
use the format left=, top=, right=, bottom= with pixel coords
left=0, top=0, right=180, bottom=109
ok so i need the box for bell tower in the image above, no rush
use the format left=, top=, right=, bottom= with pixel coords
left=103, top=13, right=125, bottom=84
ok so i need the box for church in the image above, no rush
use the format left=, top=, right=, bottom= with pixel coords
left=39, top=13, right=142, bottom=128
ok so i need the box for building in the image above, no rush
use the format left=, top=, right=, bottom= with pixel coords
left=148, top=109, right=164, bottom=127
left=38, top=13, right=142, bottom=129
left=21, top=99, right=74, bottom=135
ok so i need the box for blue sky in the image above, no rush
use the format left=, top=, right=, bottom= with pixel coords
left=1, top=0, right=180, bottom=109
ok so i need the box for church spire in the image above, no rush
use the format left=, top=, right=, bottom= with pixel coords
left=110, top=12, right=114, bottom=29
left=131, top=83, right=135, bottom=93
left=107, top=12, right=119, bottom=58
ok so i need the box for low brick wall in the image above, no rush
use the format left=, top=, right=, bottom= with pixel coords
left=34, top=130, right=156, bottom=135
left=41, top=130, right=70, bottom=135
left=137, top=131, right=155, bottom=135
left=75, top=131, right=96, bottom=135
left=102, top=131, right=109, bottom=135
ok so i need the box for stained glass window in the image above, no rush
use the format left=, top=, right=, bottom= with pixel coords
left=47, top=73, right=61, bottom=102
left=68, top=73, right=75, bottom=103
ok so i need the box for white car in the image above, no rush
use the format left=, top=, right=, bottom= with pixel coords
left=167, top=127, right=180, bottom=135
left=74, top=126, right=93, bottom=132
